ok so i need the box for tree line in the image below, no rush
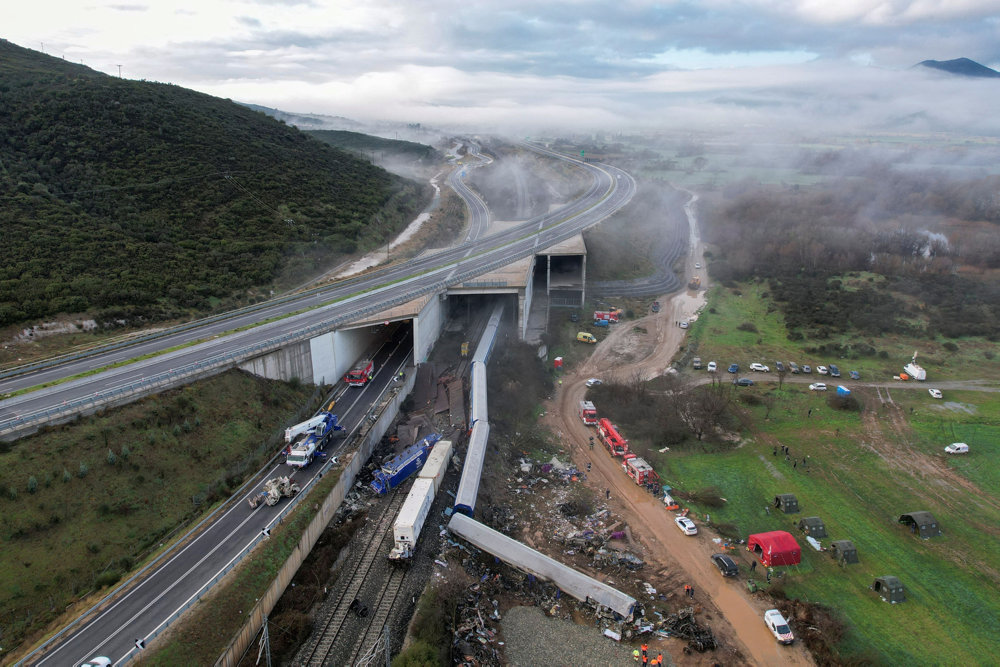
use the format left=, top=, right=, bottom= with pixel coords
left=700, top=166, right=1000, bottom=340
left=0, top=40, right=431, bottom=329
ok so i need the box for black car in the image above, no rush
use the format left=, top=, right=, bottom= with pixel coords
left=775, top=361, right=785, bottom=372
left=733, top=377, right=754, bottom=386
left=829, top=364, right=841, bottom=378
left=711, top=553, right=740, bottom=577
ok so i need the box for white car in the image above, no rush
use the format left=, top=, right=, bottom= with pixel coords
left=674, top=516, right=698, bottom=535
left=928, top=388, right=943, bottom=399
left=695, top=262, right=702, bottom=269
left=809, top=383, right=827, bottom=391
left=585, top=378, right=603, bottom=387
left=945, top=443, right=969, bottom=454
left=764, top=609, right=795, bottom=644
left=82, top=660, right=112, bottom=667
left=750, top=363, right=770, bottom=372
left=707, top=361, right=717, bottom=372
left=680, top=320, right=689, bottom=329
left=817, top=365, right=829, bottom=375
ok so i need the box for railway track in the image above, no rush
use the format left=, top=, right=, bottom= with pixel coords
left=301, top=490, right=407, bottom=666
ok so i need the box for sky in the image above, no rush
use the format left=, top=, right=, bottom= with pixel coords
left=6, top=1, right=1000, bottom=135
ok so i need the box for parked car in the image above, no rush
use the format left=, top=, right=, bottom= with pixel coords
left=849, top=370, right=860, bottom=380
left=707, top=361, right=717, bottom=372
left=750, top=363, right=770, bottom=372
left=928, top=388, right=943, bottom=399
left=829, top=364, right=841, bottom=378
left=802, top=365, right=812, bottom=374
left=569, top=312, right=579, bottom=322
left=695, top=262, right=702, bottom=269
left=764, top=609, right=795, bottom=644
left=817, top=365, right=829, bottom=375
left=586, top=378, right=603, bottom=387
left=710, top=553, right=739, bottom=577
left=945, top=442, right=969, bottom=454
left=775, top=361, right=785, bottom=372
left=675, top=516, right=698, bottom=535
left=693, top=357, right=702, bottom=370
left=788, top=362, right=800, bottom=374
left=734, top=377, right=754, bottom=387
left=680, top=320, right=689, bottom=329
left=728, top=363, right=740, bottom=374
left=809, top=383, right=827, bottom=391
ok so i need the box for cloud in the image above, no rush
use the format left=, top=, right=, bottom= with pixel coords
left=5, top=1, right=1000, bottom=134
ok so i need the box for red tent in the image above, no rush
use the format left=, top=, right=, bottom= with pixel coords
left=748, top=531, right=802, bottom=566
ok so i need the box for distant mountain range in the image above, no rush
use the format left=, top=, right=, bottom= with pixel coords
left=916, top=58, right=1000, bottom=78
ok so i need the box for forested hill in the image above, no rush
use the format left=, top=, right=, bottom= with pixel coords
left=307, top=130, right=440, bottom=162
left=0, top=40, right=429, bottom=329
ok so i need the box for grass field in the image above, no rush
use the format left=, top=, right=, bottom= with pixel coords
left=687, top=281, right=1000, bottom=383
left=0, top=371, right=318, bottom=660
left=647, top=284, right=1000, bottom=664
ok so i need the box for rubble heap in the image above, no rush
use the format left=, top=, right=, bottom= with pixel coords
left=661, top=607, right=718, bottom=653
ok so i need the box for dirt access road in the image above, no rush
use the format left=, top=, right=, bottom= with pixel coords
left=545, top=191, right=814, bottom=666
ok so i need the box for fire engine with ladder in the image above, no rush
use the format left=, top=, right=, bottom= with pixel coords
left=597, top=418, right=628, bottom=456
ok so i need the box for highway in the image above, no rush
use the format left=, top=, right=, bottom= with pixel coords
left=12, top=144, right=635, bottom=665
left=25, top=326, right=415, bottom=666
left=0, top=144, right=635, bottom=439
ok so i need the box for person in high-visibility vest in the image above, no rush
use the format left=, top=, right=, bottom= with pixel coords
left=632, top=648, right=640, bottom=662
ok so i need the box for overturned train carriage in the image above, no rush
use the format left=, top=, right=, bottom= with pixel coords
left=448, top=512, right=637, bottom=621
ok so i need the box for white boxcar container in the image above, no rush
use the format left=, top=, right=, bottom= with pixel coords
left=390, top=477, right=435, bottom=560
left=417, top=440, right=453, bottom=492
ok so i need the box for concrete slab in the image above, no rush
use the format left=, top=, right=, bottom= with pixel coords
left=537, top=233, right=587, bottom=256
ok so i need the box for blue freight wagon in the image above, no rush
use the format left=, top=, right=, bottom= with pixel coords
left=371, top=433, right=442, bottom=494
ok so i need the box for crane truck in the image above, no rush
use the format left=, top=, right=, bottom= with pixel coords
left=597, top=418, right=628, bottom=456
left=283, top=412, right=343, bottom=468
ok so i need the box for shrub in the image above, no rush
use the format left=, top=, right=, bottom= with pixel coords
left=737, top=321, right=758, bottom=333
left=106, top=449, right=118, bottom=465
left=943, top=341, right=958, bottom=352
left=8, top=485, right=18, bottom=500
left=78, top=462, right=88, bottom=478
left=95, top=569, right=122, bottom=589
left=62, top=468, right=71, bottom=483
left=27, top=476, right=38, bottom=494
left=120, top=445, right=130, bottom=460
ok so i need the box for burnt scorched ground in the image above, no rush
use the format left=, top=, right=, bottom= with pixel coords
left=438, top=454, right=722, bottom=665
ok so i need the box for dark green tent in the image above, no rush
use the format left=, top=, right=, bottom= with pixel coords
left=774, top=493, right=799, bottom=514
left=830, top=540, right=859, bottom=565
left=898, top=511, right=941, bottom=538
left=797, top=516, right=827, bottom=538
left=872, top=576, right=905, bottom=603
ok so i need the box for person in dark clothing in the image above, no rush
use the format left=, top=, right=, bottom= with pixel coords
left=750, top=560, right=757, bottom=572
left=606, top=488, right=611, bottom=499
left=688, top=585, right=695, bottom=599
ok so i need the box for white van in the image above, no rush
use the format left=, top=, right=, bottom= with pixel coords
left=944, top=443, right=969, bottom=455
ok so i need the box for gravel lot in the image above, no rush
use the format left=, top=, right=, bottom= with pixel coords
left=500, top=605, right=672, bottom=666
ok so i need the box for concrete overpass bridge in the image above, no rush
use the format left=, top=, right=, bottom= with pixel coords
left=0, top=144, right=628, bottom=440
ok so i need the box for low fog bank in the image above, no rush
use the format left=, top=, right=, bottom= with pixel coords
left=261, top=60, right=1000, bottom=141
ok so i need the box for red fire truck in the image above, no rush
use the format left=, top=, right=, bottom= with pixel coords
left=579, top=400, right=598, bottom=425
left=597, top=418, right=628, bottom=456
left=344, top=359, right=375, bottom=386
left=593, top=310, right=620, bottom=323
left=622, top=453, right=659, bottom=486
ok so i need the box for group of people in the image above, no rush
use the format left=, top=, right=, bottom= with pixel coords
left=632, top=643, right=664, bottom=665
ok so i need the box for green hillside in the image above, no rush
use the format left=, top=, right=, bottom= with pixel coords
left=307, top=129, right=440, bottom=163
left=0, top=40, right=430, bottom=328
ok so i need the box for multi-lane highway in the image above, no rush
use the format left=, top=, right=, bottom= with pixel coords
left=25, top=326, right=414, bottom=667
left=0, top=144, right=635, bottom=439
left=13, top=142, right=635, bottom=666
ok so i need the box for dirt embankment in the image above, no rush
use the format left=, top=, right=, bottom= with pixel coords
left=543, top=196, right=815, bottom=666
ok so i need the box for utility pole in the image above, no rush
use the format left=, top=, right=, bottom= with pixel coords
left=117, top=64, right=122, bottom=78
